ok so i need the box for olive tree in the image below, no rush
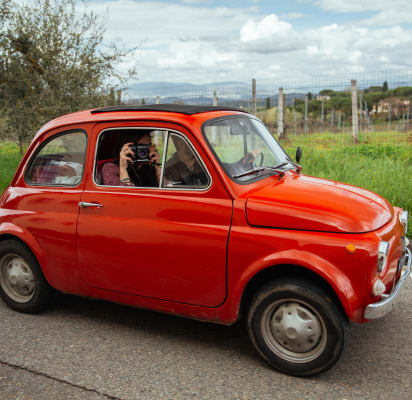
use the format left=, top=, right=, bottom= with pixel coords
left=0, top=0, right=135, bottom=152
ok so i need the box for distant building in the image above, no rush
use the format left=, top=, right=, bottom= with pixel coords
left=375, top=97, right=410, bottom=117
left=315, top=95, right=331, bottom=101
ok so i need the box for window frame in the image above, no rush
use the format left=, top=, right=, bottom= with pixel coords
left=93, top=126, right=212, bottom=191
left=24, top=129, right=88, bottom=188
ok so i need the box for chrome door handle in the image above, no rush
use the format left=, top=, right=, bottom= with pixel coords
left=79, top=202, right=103, bottom=208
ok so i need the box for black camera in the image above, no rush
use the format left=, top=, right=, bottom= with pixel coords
left=129, top=143, right=151, bottom=162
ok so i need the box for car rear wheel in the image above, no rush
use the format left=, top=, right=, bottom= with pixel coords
left=0, top=240, right=52, bottom=313
left=247, top=278, right=347, bottom=377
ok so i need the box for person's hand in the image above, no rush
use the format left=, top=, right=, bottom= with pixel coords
left=119, top=142, right=134, bottom=170
left=241, top=149, right=260, bottom=166
left=149, top=144, right=160, bottom=165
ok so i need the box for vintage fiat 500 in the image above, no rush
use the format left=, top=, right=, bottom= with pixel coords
left=0, top=105, right=410, bottom=376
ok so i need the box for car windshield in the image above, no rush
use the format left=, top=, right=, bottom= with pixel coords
left=203, top=116, right=290, bottom=182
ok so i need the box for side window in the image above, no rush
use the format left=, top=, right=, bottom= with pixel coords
left=26, top=131, right=86, bottom=186
left=163, top=133, right=210, bottom=189
left=96, top=129, right=166, bottom=188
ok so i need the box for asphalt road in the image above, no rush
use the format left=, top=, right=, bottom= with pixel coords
left=1, top=273, right=412, bottom=400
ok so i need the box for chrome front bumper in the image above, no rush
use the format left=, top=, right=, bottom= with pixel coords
left=364, top=247, right=411, bottom=320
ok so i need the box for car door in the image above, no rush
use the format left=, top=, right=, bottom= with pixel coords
left=19, top=128, right=88, bottom=292
left=76, top=122, right=232, bottom=307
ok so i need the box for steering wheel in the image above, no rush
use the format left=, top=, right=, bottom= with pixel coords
left=253, top=152, right=264, bottom=167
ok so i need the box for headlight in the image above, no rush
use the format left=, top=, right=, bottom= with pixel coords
left=377, top=241, right=389, bottom=273
left=400, top=211, right=408, bottom=234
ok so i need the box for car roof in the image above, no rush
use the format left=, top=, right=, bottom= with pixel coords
left=91, top=104, right=250, bottom=115
left=33, top=104, right=250, bottom=140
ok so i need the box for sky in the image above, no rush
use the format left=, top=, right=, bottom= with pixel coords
left=34, top=0, right=412, bottom=84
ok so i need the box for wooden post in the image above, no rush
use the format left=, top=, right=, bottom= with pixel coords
left=351, top=80, right=358, bottom=143
left=116, top=89, right=122, bottom=105
left=213, top=90, right=218, bottom=106
left=252, top=79, right=257, bottom=116
left=331, top=109, right=335, bottom=131
left=304, top=95, right=309, bottom=133
left=277, top=87, right=285, bottom=139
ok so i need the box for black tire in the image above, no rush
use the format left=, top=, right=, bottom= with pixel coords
left=247, top=278, right=347, bottom=377
left=0, top=240, right=53, bottom=313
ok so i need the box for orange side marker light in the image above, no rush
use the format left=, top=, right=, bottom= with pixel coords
left=346, top=244, right=356, bottom=253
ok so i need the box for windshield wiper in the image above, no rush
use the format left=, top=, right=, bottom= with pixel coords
left=232, top=160, right=302, bottom=180
left=232, top=166, right=285, bottom=179
left=273, top=160, right=302, bottom=173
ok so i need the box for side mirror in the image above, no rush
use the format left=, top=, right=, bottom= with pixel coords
left=296, top=146, right=302, bottom=163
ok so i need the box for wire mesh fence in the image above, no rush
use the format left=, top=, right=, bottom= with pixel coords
left=124, top=70, right=412, bottom=148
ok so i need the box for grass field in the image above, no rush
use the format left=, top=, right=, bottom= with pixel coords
left=1, top=137, right=411, bottom=233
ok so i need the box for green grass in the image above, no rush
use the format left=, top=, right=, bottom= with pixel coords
left=1, top=139, right=411, bottom=233
left=0, top=142, right=22, bottom=190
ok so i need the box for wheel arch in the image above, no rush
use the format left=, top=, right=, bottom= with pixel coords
left=238, top=264, right=349, bottom=323
left=0, top=231, right=49, bottom=284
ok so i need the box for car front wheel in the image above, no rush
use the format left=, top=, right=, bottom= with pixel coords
left=0, top=240, right=52, bottom=313
left=247, top=278, right=347, bottom=377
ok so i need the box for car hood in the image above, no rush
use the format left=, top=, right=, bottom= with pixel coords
left=245, top=174, right=393, bottom=233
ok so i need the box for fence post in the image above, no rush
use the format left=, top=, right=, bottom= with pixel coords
left=213, top=90, right=218, bottom=106
left=331, top=109, right=334, bottom=131
left=388, top=107, right=392, bottom=131
left=364, top=101, right=370, bottom=131
left=359, top=93, right=363, bottom=131
left=293, top=109, right=297, bottom=136
left=304, top=95, right=309, bottom=133
left=156, top=96, right=160, bottom=104
left=277, top=87, right=285, bottom=139
left=351, top=80, right=358, bottom=143
left=116, top=89, right=122, bottom=105
left=252, top=79, right=257, bottom=116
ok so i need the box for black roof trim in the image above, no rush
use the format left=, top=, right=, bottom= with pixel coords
left=90, top=104, right=249, bottom=115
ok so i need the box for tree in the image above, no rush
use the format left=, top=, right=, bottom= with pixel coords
left=0, top=0, right=136, bottom=152
left=383, top=81, right=388, bottom=92
left=319, top=89, right=334, bottom=96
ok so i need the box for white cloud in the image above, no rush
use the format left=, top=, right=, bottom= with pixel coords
left=239, top=14, right=304, bottom=53
left=241, top=14, right=295, bottom=42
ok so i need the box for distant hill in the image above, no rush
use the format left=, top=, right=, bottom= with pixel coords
left=124, top=81, right=306, bottom=107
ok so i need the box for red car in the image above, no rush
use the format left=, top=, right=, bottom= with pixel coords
left=0, top=105, right=410, bottom=376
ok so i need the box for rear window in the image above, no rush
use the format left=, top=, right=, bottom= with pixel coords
left=25, top=131, right=87, bottom=186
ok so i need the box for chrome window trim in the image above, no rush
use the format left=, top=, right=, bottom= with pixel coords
left=158, top=130, right=169, bottom=189
left=93, top=126, right=212, bottom=192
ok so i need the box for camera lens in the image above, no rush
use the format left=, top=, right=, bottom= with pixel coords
left=138, top=148, right=148, bottom=158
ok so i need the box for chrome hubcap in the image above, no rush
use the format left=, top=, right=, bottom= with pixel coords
left=261, top=299, right=327, bottom=363
left=0, top=254, right=35, bottom=303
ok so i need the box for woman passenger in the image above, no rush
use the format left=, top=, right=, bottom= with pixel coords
left=101, top=132, right=161, bottom=187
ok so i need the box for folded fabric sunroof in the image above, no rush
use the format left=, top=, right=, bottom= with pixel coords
left=91, top=104, right=249, bottom=115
